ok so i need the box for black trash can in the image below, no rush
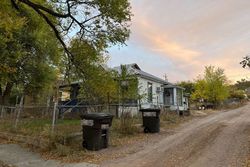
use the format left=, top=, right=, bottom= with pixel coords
left=80, top=112, right=113, bottom=151
left=140, top=109, right=160, bottom=133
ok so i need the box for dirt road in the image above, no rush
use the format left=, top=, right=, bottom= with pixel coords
left=101, top=103, right=250, bottom=167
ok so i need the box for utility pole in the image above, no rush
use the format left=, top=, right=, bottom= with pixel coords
left=163, top=74, right=168, bottom=82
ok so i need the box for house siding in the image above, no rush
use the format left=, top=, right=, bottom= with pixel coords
left=138, top=77, right=164, bottom=108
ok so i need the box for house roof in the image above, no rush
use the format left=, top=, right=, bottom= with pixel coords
left=113, top=63, right=170, bottom=84
left=60, top=63, right=185, bottom=90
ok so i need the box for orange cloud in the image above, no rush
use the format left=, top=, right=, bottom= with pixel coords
left=132, top=18, right=201, bottom=63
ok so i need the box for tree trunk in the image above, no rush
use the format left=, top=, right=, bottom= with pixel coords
left=0, top=82, right=13, bottom=105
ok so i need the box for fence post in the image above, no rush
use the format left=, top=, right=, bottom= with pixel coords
left=15, top=96, right=24, bottom=129
left=107, top=92, right=110, bottom=113
left=115, top=105, right=119, bottom=118
left=51, top=102, right=57, bottom=134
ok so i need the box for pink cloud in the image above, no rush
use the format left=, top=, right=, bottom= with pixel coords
left=126, top=0, right=250, bottom=82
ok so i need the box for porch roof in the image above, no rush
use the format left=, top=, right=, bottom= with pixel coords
left=164, top=84, right=185, bottom=90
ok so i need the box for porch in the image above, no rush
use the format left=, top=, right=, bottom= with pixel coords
left=163, top=85, right=187, bottom=111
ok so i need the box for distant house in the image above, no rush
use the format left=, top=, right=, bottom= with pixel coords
left=113, top=63, right=189, bottom=112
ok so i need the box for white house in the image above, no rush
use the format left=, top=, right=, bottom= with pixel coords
left=113, top=63, right=189, bottom=113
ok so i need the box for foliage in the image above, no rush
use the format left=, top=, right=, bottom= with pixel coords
left=112, top=114, right=140, bottom=135
left=2, top=0, right=132, bottom=105
left=67, top=38, right=117, bottom=104
left=234, top=79, right=250, bottom=91
left=191, top=79, right=207, bottom=101
left=176, top=81, right=195, bottom=95
left=115, top=65, right=139, bottom=105
left=0, top=1, right=61, bottom=104
left=241, top=56, right=250, bottom=68
left=113, top=65, right=139, bottom=134
left=229, top=88, right=246, bottom=100
left=191, top=66, right=229, bottom=105
left=11, top=0, right=132, bottom=70
left=229, top=78, right=250, bottom=100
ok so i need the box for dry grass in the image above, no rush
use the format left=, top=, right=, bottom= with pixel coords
left=111, top=115, right=141, bottom=136
left=0, top=160, right=16, bottom=167
left=0, top=112, right=194, bottom=164
left=160, top=111, right=193, bottom=129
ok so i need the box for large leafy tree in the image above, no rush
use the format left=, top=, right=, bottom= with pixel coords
left=1, top=0, right=132, bottom=105
left=192, top=66, right=229, bottom=106
left=67, top=40, right=138, bottom=105
left=0, top=1, right=61, bottom=105
left=67, top=38, right=117, bottom=104
left=10, top=0, right=132, bottom=67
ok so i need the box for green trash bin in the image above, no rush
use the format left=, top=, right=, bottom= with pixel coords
left=80, top=112, right=113, bottom=151
left=140, top=109, right=160, bottom=133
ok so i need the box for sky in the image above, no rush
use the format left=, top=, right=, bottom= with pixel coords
left=107, top=0, right=250, bottom=83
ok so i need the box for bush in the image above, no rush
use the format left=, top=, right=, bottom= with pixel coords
left=112, top=113, right=141, bottom=135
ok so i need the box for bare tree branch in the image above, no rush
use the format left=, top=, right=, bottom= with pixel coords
left=27, top=4, right=74, bottom=63
left=11, top=0, right=19, bottom=10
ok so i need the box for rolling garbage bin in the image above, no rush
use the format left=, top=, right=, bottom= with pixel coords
left=140, top=109, right=160, bottom=133
left=80, top=112, right=113, bottom=151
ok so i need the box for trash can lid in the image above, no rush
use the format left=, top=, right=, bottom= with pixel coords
left=80, top=112, right=113, bottom=120
left=139, top=108, right=161, bottom=112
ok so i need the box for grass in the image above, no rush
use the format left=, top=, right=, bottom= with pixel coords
left=0, top=112, right=193, bottom=163
left=111, top=116, right=141, bottom=136
left=0, top=119, right=81, bottom=136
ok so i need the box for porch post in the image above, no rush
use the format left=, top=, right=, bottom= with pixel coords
left=173, top=88, right=177, bottom=106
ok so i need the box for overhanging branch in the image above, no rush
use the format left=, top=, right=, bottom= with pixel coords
left=18, top=0, right=69, bottom=18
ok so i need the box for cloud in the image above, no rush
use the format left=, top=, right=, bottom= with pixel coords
left=109, top=0, right=250, bottom=83
left=130, top=16, right=201, bottom=63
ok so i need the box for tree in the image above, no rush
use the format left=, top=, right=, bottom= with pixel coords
left=191, top=78, right=207, bottom=101
left=192, top=66, right=229, bottom=106
left=1, top=0, right=132, bottom=105
left=114, top=65, right=138, bottom=133
left=229, top=88, right=246, bottom=100
left=6, top=0, right=132, bottom=102
left=115, top=65, right=138, bottom=105
left=0, top=1, right=61, bottom=105
left=67, top=38, right=118, bottom=104
left=241, top=56, right=250, bottom=68
left=234, top=79, right=250, bottom=90
left=177, top=81, right=195, bottom=95
left=10, top=0, right=132, bottom=67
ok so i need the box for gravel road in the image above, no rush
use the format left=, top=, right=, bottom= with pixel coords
left=101, top=103, right=250, bottom=167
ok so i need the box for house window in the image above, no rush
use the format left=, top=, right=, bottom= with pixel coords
left=148, top=82, right=153, bottom=103
left=176, top=88, right=183, bottom=106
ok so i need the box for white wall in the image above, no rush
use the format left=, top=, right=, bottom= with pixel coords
left=137, top=77, right=164, bottom=108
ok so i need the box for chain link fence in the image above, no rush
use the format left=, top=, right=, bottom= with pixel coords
left=0, top=102, right=143, bottom=136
